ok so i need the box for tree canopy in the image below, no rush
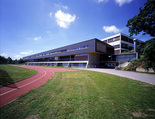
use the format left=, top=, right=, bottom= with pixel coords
left=135, top=38, right=155, bottom=72
left=0, top=56, right=24, bottom=64
left=142, top=38, right=155, bottom=71
left=126, top=0, right=155, bottom=37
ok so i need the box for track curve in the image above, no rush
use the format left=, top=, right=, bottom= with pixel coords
left=0, top=65, right=75, bottom=107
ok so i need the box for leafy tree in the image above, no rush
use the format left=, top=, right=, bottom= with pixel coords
left=142, top=38, right=155, bottom=72
left=126, top=0, right=155, bottom=37
left=0, top=56, right=7, bottom=64
left=18, top=58, right=24, bottom=64
left=13, top=59, right=18, bottom=64
left=130, top=38, right=155, bottom=72
left=7, top=57, right=13, bottom=64
left=136, top=42, right=145, bottom=57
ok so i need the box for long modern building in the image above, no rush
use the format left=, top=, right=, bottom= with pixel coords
left=23, top=33, right=143, bottom=68
left=23, top=38, right=114, bottom=68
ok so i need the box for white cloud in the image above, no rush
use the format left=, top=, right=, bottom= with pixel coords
left=103, top=25, right=121, bottom=33
left=55, top=10, right=76, bottom=28
left=14, top=55, right=22, bottom=59
left=20, top=52, right=28, bottom=55
left=34, top=36, right=41, bottom=40
left=62, top=5, right=69, bottom=10
left=0, top=53, right=8, bottom=57
left=115, top=0, right=133, bottom=6
left=20, top=51, right=33, bottom=55
left=97, top=0, right=109, bottom=3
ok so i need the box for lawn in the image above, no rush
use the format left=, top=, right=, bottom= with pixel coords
left=0, top=70, right=155, bottom=119
left=0, top=65, right=38, bottom=87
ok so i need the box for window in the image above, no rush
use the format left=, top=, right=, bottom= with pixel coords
left=114, top=45, right=120, bottom=48
left=113, top=36, right=120, bottom=41
left=129, top=46, right=133, bottom=50
left=121, top=43, right=128, bottom=49
left=108, top=38, right=113, bottom=43
left=129, top=39, right=133, bottom=43
left=103, top=40, right=107, bottom=43
left=121, top=35, right=128, bottom=42
left=67, top=45, right=89, bottom=52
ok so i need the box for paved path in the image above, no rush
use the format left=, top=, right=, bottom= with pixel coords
left=0, top=65, right=74, bottom=107
left=78, top=68, right=155, bottom=85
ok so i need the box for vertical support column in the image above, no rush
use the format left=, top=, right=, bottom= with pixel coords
left=133, top=39, right=137, bottom=53
left=86, top=61, right=89, bottom=68
left=67, top=63, right=70, bottom=67
left=120, top=33, right=122, bottom=54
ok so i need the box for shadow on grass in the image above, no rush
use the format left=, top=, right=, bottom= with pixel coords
left=0, top=69, right=18, bottom=88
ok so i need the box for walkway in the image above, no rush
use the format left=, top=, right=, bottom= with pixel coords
left=0, top=65, right=74, bottom=107
left=78, top=68, right=155, bottom=85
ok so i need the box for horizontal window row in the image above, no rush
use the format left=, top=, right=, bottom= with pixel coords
left=24, top=45, right=89, bottom=59
left=67, top=45, right=89, bottom=52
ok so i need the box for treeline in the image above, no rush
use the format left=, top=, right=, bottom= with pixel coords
left=0, top=56, right=24, bottom=64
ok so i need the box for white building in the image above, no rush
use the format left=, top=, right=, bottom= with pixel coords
left=101, top=33, right=144, bottom=54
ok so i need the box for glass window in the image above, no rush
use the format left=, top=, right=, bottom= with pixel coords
left=103, top=40, right=107, bottom=43
left=108, top=38, right=113, bottom=43
left=121, top=35, right=128, bottom=42
left=113, top=36, right=120, bottom=41
left=114, top=45, right=120, bottom=48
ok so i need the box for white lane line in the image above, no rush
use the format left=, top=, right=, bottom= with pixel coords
left=0, top=70, right=47, bottom=96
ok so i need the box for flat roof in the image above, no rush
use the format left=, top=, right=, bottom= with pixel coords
left=101, top=33, right=144, bottom=43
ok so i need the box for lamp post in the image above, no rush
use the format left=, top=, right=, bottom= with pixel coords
left=133, top=39, right=137, bottom=53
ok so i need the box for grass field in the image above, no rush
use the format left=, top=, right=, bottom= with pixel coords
left=0, top=65, right=38, bottom=87
left=0, top=70, right=155, bottom=119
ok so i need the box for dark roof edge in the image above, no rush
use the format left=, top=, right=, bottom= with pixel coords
left=23, top=38, right=97, bottom=58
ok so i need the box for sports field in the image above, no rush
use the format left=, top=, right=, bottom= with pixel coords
left=0, top=66, right=154, bottom=119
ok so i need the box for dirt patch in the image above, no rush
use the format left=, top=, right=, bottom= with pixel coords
left=132, top=111, right=147, bottom=118
left=142, top=84, right=154, bottom=87
left=26, top=114, right=40, bottom=119
left=148, top=108, right=155, bottom=111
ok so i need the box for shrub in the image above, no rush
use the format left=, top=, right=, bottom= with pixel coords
left=122, top=63, right=135, bottom=71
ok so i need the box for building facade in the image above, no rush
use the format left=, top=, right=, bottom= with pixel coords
left=101, top=33, right=143, bottom=54
left=23, top=33, right=143, bottom=68
left=23, top=38, right=114, bottom=68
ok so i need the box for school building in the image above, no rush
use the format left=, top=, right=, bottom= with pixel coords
left=23, top=33, right=143, bottom=68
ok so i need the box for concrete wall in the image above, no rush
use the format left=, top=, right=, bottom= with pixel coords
left=88, top=53, right=100, bottom=68
left=115, top=53, right=137, bottom=63
left=136, top=68, right=154, bottom=73
left=96, top=42, right=106, bottom=52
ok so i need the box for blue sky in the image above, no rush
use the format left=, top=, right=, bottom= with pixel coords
left=0, top=0, right=152, bottom=59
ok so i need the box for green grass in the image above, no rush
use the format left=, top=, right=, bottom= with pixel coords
left=0, top=65, right=38, bottom=87
left=0, top=70, right=155, bottom=119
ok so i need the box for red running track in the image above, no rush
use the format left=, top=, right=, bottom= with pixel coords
left=0, top=65, right=75, bottom=107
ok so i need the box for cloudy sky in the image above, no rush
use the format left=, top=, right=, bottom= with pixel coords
left=0, top=0, right=152, bottom=59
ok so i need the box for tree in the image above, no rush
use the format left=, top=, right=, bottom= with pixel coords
left=0, top=56, right=7, bottom=64
left=136, top=42, right=145, bottom=57
left=142, top=38, right=155, bottom=72
left=18, top=58, right=24, bottom=64
left=126, top=0, right=155, bottom=37
left=7, top=57, right=13, bottom=64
